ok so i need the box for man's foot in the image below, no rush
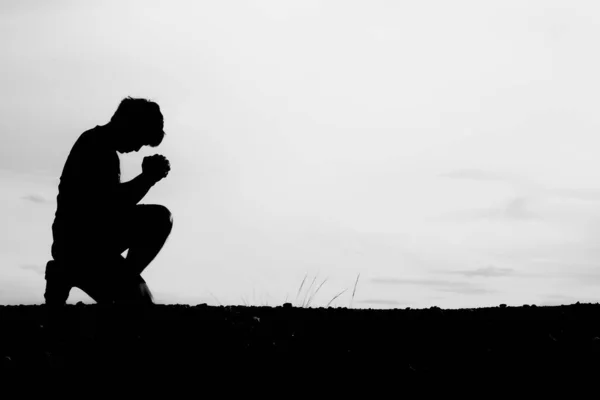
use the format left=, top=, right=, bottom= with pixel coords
left=138, top=280, right=154, bottom=304
left=44, top=260, right=72, bottom=306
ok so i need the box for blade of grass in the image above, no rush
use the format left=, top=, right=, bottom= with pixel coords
left=302, top=275, right=318, bottom=307
left=208, top=291, right=221, bottom=306
left=327, top=289, right=348, bottom=308
left=307, top=277, right=328, bottom=308
left=350, top=273, right=360, bottom=308
left=295, top=273, right=308, bottom=304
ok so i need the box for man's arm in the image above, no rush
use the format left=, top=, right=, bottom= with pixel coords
left=112, top=154, right=170, bottom=207
left=114, top=172, right=158, bottom=208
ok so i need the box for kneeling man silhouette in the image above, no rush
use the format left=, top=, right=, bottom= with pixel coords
left=44, top=97, right=172, bottom=306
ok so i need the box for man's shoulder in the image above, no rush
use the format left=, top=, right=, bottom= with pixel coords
left=71, top=126, right=112, bottom=153
left=75, top=125, right=102, bottom=144
left=60, top=126, right=118, bottom=181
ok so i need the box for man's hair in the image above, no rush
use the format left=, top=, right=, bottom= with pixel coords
left=110, top=97, right=165, bottom=147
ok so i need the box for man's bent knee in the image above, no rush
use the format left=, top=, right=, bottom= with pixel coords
left=155, top=205, right=173, bottom=232
left=140, top=204, right=173, bottom=235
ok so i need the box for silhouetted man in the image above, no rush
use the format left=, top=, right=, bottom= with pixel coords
left=44, top=97, right=173, bottom=306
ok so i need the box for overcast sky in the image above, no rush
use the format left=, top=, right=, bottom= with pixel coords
left=3, top=0, right=600, bottom=309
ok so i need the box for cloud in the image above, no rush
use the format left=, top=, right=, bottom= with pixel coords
left=503, top=197, right=537, bottom=220
left=436, top=167, right=542, bottom=221
left=443, top=169, right=600, bottom=208
left=449, top=196, right=540, bottom=222
left=447, top=265, right=516, bottom=278
left=19, top=264, right=45, bottom=275
left=566, top=271, right=600, bottom=286
left=471, top=196, right=540, bottom=221
left=21, top=194, right=50, bottom=204
left=357, top=299, right=404, bottom=306
left=442, top=169, right=600, bottom=219
left=439, top=169, right=507, bottom=182
left=547, top=188, right=600, bottom=203
left=371, top=277, right=492, bottom=295
left=538, top=293, right=600, bottom=306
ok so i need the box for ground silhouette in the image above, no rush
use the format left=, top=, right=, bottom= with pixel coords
left=3, top=302, right=600, bottom=380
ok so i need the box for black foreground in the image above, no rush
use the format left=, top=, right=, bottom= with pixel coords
left=3, top=302, right=600, bottom=379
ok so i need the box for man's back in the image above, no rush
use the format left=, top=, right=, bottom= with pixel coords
left=51, top=126, right=121, bottom=261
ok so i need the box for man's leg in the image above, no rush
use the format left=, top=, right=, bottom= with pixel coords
left=119, top=204, right=173, bottom=276
left=44, top=260, right=72, bottom=306
left=49, top=204, right=172, bottom=306
left=77, top=204, right=172, bottom=304
left=74, top=255, right=155, bottom=305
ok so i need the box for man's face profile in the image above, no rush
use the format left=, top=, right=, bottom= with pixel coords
left=118, top=132, right=147, bottom=153
left=117, top=122, right=163, bottom=153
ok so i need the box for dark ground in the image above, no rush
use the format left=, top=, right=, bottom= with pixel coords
left=3, top=302, right=600, bottom=380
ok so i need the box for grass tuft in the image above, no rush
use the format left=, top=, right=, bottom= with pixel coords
left=350, top=273, right=360, bottom=308
left=327, top=289, right=348, bottom=308
left=301, top=275, right=319, bottom=307
left=295, top=273, right=308, bottom=303
left=306, top=277, right=328, bottom=308
left=237, top=271, right=361, bottom=308
left=208, top=291, right=221, bottom=306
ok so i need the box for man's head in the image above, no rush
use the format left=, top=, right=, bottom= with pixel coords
left=109, top=97, right=165, bottom=153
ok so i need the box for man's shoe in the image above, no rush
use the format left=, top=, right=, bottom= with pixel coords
left=44, top=260, right=72, bottom=306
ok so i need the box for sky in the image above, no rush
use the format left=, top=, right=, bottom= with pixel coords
left=3, top=0, right=600, bottom=309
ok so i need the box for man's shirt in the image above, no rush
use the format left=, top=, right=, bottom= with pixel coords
left=51, top=126, right=122, bottom=259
